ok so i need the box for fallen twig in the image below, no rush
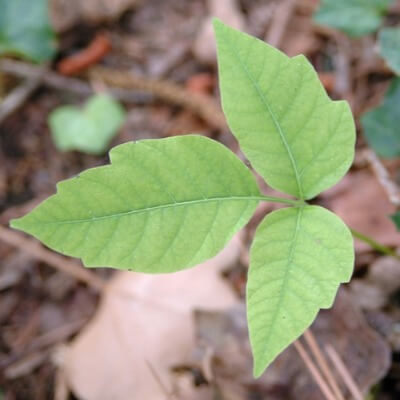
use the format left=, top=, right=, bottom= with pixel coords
left=146, top=360, right=178, bottom=400
left=4, top=350, right=49, bottom=379
left=0, top=68, right=45, bottom=124
left=351, top=228, right=400, bottom=260
left=89, top=66, right=227, bottom=131
left=361, top=148, right=400, bottom=206
left=1, top=318, right=86, bottom=369
left=325, top=344, right=364, bottom=400
left=303, top=330, right=345, bottom=400
left=54, top=365, right=70, bottom=400
left=0, top=225, right=105, bottom=291
left=265, top=0, right=296, bottom=48
left=294, top=339, right=337, bottom=400
left=0, top=59, right=226, bottom=130
left=0, top=59, right=152, bottom=104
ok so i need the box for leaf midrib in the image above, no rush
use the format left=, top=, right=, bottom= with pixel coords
left=260, top=207, right=303, bottom=361
left=221, top=30, right=304, bottom=200
left=27, top=195, right=264, bottom=226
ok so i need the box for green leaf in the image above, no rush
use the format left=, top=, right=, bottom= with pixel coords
left=361, top=78, right=400, bottom=158
left=49, top=94, right=126, bottom=155
left=0, top=0, right=56, bottom=62
left=247, top=205, right=354, bottom=377
left=391, top=211, right=400, bottom=230
left=313, top=0, right=393, bottom=37
left=11, top=135, right=260, bottom=272
left=379, top=27, right=400, bottom=75
left=213, top=19, right=355, bottom=201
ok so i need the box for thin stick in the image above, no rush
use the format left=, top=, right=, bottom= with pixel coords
left=253, top=194, right=305, bottom=206
left=303, top=330, right=345, bottom=400
left=325, top=345, right=364, bottom=400
left=89, top=66, right=227, bottom=131
left=294, top=340, right=337, bottom=400
left=0, top=226, right=105, bottom=291
left=145, top=360, right=177, bottom=400
left=351, top=228, right=400, bottom=261
left=0, top=71, right=44, bottom=124
left=362, top=148, right=400, bottom=206
left=0, top=59, right=152, bottom=104
left=265, top=0, right=296, bottom=48
left=0, top=59, right=226, bottom=130
left=54, top=367, right=70, bottom=400
left=1, top=319, right=86, bottom=368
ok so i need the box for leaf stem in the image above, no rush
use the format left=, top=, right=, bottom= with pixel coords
left=257, top=195, right=306, bottom=207
left=350, top=228, right=400, bottom=260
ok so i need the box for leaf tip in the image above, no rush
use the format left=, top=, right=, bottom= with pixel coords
left=253, top=359, right=268, bottom=379
left=9, top=217, right=24, bottom=231
left=9, top=211, right=37, bottom=235
left=212, top=17, right=223, bottom=30
left=212, top=17, right=230, bottom=40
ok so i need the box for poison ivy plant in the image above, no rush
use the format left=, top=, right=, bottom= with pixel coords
left=379, top=27, right=400, bottom=75
left=313, top=0, right=394, bottom=37
left=49, top=94, right=126, bottom=155
left=0, top=0, right=56, bottom=62
left=10, top=20, right=356, bottom=377
left=361, top=78, right=400, bottom=158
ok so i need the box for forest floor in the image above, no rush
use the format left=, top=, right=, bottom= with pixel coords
left=0, top=0, right=400, bottom=399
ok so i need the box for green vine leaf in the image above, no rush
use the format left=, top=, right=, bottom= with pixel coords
left=0, top=0, right=56, bottom=62
left=379, top=27, right=400, bottom=75
left=213, top=19, right=355, bottom=200
left=362, top=78, right=400, bottom=158
left=313, top=0, right=394, bottom=37
left=11, top=135, right=260, bottom=272
left=247, top=205, right=354, bottom=377
left=49, top=94, right=126, bottom=155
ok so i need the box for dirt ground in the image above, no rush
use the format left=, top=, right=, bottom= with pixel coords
left=1, top=0, right=400, bottom=399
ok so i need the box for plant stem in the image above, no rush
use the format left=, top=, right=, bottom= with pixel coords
left=257, top=196, right=400, bottom=260
left=350, top=228, right=400, bottom=260
left=257, top=195, right=305, bottom=206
